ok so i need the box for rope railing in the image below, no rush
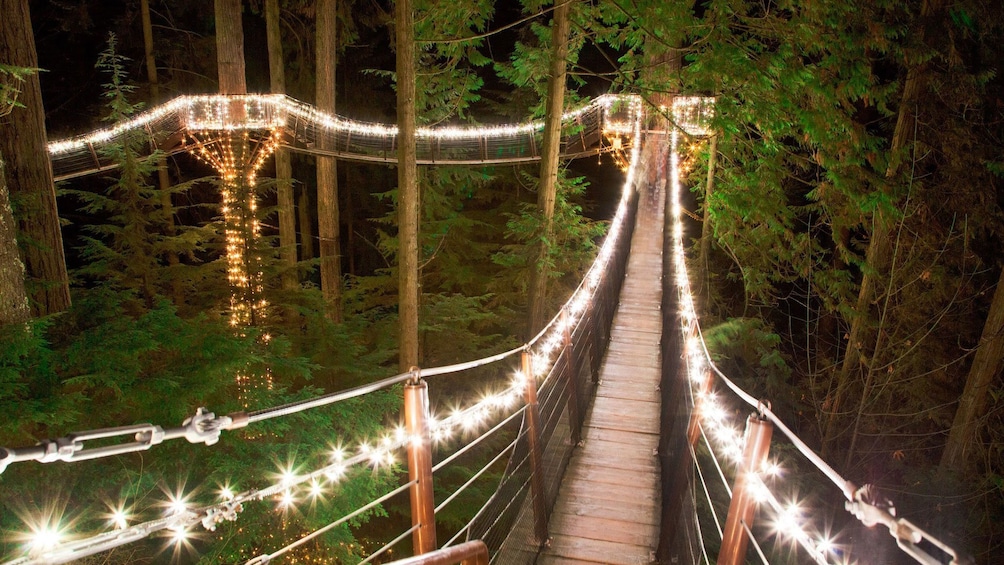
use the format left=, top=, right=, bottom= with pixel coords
left=667, top=126, right=971, bottom=565
left=3, top=96, right=646, bottom=565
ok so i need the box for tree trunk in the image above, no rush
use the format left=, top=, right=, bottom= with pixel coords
left=214, top=0, right=247, bottom=95
left=266, top=0, right=298, bottom=295
left=940, top=270, right=1004, bottom=473
left=141, top=0, right=181, bottom=303
left=0, top=157, right=29, bottom=325
left=526, top=0, right=572, bottom=336
left=0, top=0, right=71, bottom=317
left=396, top=0, right=419, bottom=371
left=698, top=133, right=718, bottom=303
left=299, top=186, right=314, bottom=260
left=316, top=0, right=342, bottom=322
left=821, top=0, right=944, bottom=456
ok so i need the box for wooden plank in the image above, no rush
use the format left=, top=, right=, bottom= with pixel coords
left=577, top=438, right=659, bottom=461
left=549, top=512, right=659, bottom=547
left=558, top=480, right=661, bottom=507
left=587, top=414, right=659, bottom=435
left=582, top=426, right=659, bottom=446
left=542, top=534, right=652, bottom=565
left=553, top=495, right=660, bottom=526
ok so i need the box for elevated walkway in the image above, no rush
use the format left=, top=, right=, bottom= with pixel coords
left=539, top=180, right=664, bottom=565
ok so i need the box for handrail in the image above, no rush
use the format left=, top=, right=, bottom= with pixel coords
left=384, top=541, right=489, bottom=565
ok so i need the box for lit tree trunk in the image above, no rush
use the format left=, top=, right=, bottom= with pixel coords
left=0, top=0, right=71, bottom=317
left=316, top=0, right=342, bottom=322
left=266, top=0, right=298, bottom=295
left=940, top=271, right=1004, bottom=473
left=141, top=0, right=181, bottom=302
left=527, top=0, right=572, bottom=336
left=215, top=0, right=247, bottom=95
left=0, top=158, right=29, bottom=325
left=396, top=0, right=419, bottom=371
left=822, top=0, right=944, bottom=456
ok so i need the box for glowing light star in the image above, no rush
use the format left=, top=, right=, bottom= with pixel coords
left=169, top=527, right=189, bottom=545
left=326, top=463, right=346, bottom=482
left=166, top=493, right=188, bottom=516
left=309, top=480, right=324, bottom=499
left=278, top=490, right=295, bottom=509
left=775, top=503, right=803, bottom=537
left=762, top=459, right=783, bottom=477
left=107, top=505, right=130, bottom=530
left=220, top=485, right=235, bottom=501
left=29, top=525, right=62, bottom=554
left=330, top=446, right=346, bottom=462
left=279, top=466, right=298, bottom=487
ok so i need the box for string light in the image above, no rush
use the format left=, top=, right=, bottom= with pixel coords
left=106, top=505, right=129, bottom=530
left=669, top=116, right=839, bottom=565
left=29, top=525, right=62, bottom=555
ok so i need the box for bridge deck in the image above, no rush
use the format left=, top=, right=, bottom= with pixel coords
left=539, top=182, right=664, bottom=565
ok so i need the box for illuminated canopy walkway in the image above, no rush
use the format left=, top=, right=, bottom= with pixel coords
left=1, top=98, right=968, bottom=565
left=46, top=93, right=650, bottom=181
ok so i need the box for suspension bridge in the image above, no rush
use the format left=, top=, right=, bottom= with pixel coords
left=0, top=95, right=967, bottom=565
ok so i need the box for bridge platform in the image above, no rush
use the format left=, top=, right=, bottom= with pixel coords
left=539, top=181, right=664, bottom=565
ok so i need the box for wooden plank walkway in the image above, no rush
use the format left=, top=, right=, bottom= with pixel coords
left=538, top=182, right=664, bottom=565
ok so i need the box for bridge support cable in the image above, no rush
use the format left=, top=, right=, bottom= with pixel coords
left=690, top=442, right=725, bottom=542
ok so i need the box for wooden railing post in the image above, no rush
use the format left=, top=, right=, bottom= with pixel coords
left=560, top=308, right=582, bottom=445
left=522, top=350, right=549, bottom=547
left=404, top=370, right=437, bottom=555
left=718, top=413, right=773, bottom=565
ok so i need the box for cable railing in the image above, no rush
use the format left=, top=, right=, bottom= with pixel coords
left=2, top=98, right=645, bottom=565
left=666, top=127, right=972, bottom=565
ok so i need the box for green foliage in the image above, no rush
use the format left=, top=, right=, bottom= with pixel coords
left=0, top=64, right=37, bottom=117
left=493, top=2, right=587, bottom=118
left=703, top=317, right=793, bottom=405
left=492, top=170, right=606, bottom=309
left=410, top=0, right=494, bottom=123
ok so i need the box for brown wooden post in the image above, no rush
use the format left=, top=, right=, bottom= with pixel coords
left=718, top=413, right=773, bottom=565
left=522, top=350, right=550, bottom=546
left=404, top=370, right=437, bottom=554
left=561, top=308, right=582, bottom=445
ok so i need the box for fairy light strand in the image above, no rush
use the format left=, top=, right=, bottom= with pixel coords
left=669, top=126, right=841, bottom=564
left=668, top=107, right=963, bottom=565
